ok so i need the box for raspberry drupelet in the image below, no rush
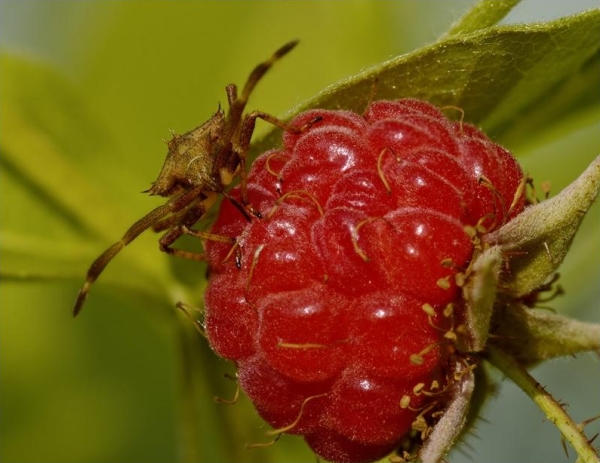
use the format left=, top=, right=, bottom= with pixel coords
left=204, top=98, right=525, bottom=463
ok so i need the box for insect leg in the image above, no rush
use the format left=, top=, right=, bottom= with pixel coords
left=157, top=191, right=236, bottom=261
left=73, top=185, right=204, bottom=316
left=152, top=206, right=197, bottom=233
left=151, top=192, right=211, bottom=232
left=157, top=195, right=218, bottom=261
left=157, top=224, right=233, bottom=262
left=180, top=226, right=236, bottom=245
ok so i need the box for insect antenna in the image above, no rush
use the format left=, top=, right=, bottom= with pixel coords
left=224, top=40, right=299, bottom=136
left=240, top=40, right=298, bottom=104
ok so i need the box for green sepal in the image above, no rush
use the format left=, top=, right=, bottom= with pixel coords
left=419, top=356, right=476, bottom=463
left=458, top=246, right=503, bottom=353
left=492, top=303, right=600, bottom=365
left=484, top=155, right=600, bottom=296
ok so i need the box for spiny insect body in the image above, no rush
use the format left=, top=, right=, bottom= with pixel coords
left=74, top=40, right=301, bottom=316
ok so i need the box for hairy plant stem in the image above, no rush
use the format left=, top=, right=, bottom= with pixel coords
left=486, top=345, right=599, bottom=463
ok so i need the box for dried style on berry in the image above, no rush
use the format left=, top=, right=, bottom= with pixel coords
left=73, top=41, right=301, bottom=316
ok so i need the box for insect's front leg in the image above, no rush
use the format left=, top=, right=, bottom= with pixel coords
left=73, top=185, right=206, bottom=316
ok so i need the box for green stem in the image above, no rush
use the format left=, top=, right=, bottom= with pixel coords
left=486, top=345, right=599, bottom=463
left=444, top=0, right=522, bottom=37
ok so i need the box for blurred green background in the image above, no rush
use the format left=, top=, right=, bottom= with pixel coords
left=1, top=2, right=598, bottom=463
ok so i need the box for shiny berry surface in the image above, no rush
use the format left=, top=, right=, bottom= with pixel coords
left=204, top=99, right=524, bottom=463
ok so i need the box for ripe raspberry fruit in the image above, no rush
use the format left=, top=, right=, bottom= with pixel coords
left=204, top=98, right=525, bottom=463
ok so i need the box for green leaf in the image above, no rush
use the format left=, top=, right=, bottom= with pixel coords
left=253, top=9, right=600, bottom=156
left=0, top=231, right=96, bottom=280
left=0, top=54, right=169, bottom=298
left=1, top=54, right=119, bottom=241
left=498, top=50, right=600, bottom=150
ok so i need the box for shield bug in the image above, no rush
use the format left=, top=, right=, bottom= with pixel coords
left=73, top=40, right=302, bottom=316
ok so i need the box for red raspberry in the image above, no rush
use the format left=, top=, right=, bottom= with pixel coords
left=204, top=99, right=524, bottom=463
